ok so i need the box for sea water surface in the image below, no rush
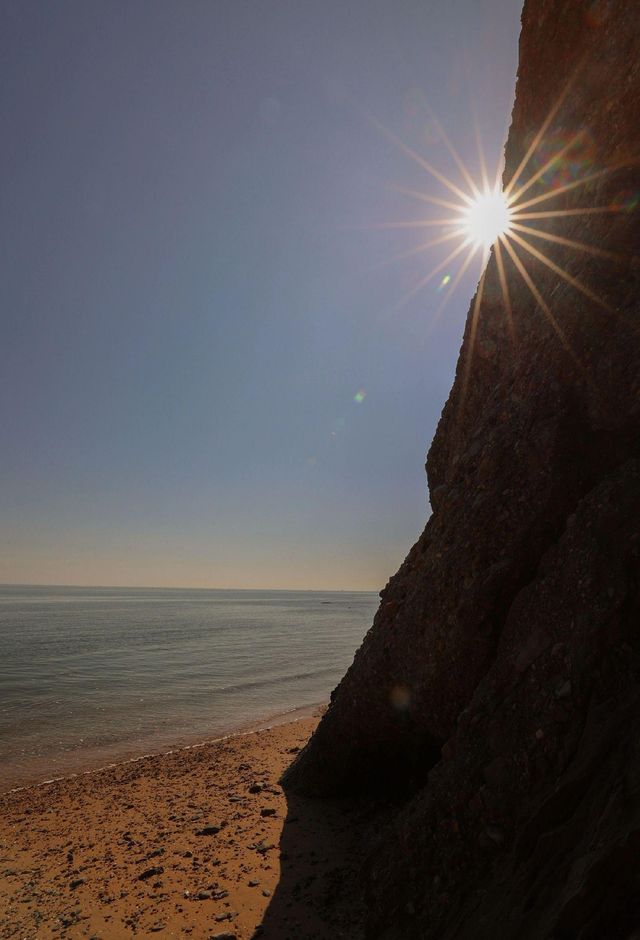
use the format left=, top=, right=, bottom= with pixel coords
left=0, top=585, right=378, bottom=791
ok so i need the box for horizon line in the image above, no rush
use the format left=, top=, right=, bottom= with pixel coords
left=0, top=581, right=380, bottom=594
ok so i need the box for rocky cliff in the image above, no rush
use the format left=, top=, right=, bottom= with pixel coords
left=282, top=1, right=640, bottom=936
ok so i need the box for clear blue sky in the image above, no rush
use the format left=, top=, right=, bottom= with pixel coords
left=0, top=0, right=521, bottom=589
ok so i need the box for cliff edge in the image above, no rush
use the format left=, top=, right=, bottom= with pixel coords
left=283, top=1, right=640, bottom=936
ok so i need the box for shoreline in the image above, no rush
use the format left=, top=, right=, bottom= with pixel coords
left=0, top=711, right=367, bottom=939
left=1, top=700, right=327, bottom=797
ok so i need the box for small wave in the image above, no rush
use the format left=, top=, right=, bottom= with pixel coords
left=3, top=700, right=325, bottom=796
left=212, top=666, right=336, bottom=696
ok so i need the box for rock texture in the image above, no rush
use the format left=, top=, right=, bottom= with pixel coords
left=283, top=1, right=640, bottom=936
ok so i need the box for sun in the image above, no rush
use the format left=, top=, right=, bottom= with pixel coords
left=461, top=187, right=512, bottom=251
left=365, top=72, right=626, bottom=358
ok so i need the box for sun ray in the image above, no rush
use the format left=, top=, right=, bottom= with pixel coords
left=472, top=103, right=491, bottom=194
left=366, top=112, right=476, bottom=206
left=356, top=216, right=464, bottom=231
left=506, top=228, right=612, bottom=312
left=500, top=235, right=579, bottom=361
left=386, top=238, right=473, bottom=318
left=506, top=130, right=587, bottom=207
left=509, top=166, right=614, bottom=213
left=507, top=130, right=588, bottom=208
left=500, top=234, right=617, bottom=402
left=422, top=243, right=479, bottom=341
left=509, top=221, right=621, bottom=260
left=381, top=229, right=464, bottom=267
left=390, top=184, right=465, bottom=214
left=409, top=84, right=483, bottom=200
left=503, top=64, right=584, bottom=200
left=510, top=205, right=625, bottom=222
left=494, top=237, right=516, bottom=345
left=424, top=106, right=482, bottom=200
left=459, top=262, right=489, bottom=410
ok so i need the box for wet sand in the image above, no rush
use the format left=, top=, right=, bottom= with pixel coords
left=0, top=716, right=371, bottom=939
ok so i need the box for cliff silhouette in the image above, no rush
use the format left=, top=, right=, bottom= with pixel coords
left=275, top=1, right=640, bottom=936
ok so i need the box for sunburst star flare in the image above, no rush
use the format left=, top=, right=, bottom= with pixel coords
left=367, top=75, right=635, bottom=358
left=460, top=187, right=513, bottom=251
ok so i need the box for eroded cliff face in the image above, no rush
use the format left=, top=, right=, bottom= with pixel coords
left=283, top=0, right=640, bottom=936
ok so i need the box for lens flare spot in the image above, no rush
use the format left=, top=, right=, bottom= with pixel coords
left=532, top=128, right=595, bottom=190
left=390, top=684, right=411, bottom=712
left=462, top=188, right=512, bottom=250
left=613, top=189, right=640, bottom=213
left=354, top=389, right=366, bottom=403
left=437, top=274, right=452, bottom=291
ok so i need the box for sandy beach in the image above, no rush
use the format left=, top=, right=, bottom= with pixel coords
left=0, top=715, right=371, bottom=939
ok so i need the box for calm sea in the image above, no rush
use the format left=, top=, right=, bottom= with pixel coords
left=0, top=585, right=378, bottom=792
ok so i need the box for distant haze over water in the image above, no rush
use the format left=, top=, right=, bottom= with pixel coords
left=0, top=585, right=377, bottom=791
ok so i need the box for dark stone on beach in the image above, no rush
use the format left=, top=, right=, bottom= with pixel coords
left=196, top=825, right=221, bottom=836
left=555, top=679, right=572, bottom=700
left=210, top=933, right=237, bottom=940
left=194, top=890, right=212, bottom=900
left=260, top=808, right=276, bottom=817
left=248, top=784, right=263, bottom=794
left=484, top=824, right=505, bottom=846
left=138, top=866, right=164, bottom=881
left=145, top=848, right=164, bottom=860
left=255, top=841, right=275, bottom=855
left=69, top=878, right=85, bottom=890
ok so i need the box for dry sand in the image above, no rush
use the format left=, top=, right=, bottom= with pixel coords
left=0, top=716, right=371, bottom=939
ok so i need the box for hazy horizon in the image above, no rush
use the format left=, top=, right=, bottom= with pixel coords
left=1, top=0, right=522, bottom=591
left=0, top=581, right=377, bottom=593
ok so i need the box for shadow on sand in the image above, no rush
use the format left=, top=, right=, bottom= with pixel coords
left=254, top=784, right=383, bottom=939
